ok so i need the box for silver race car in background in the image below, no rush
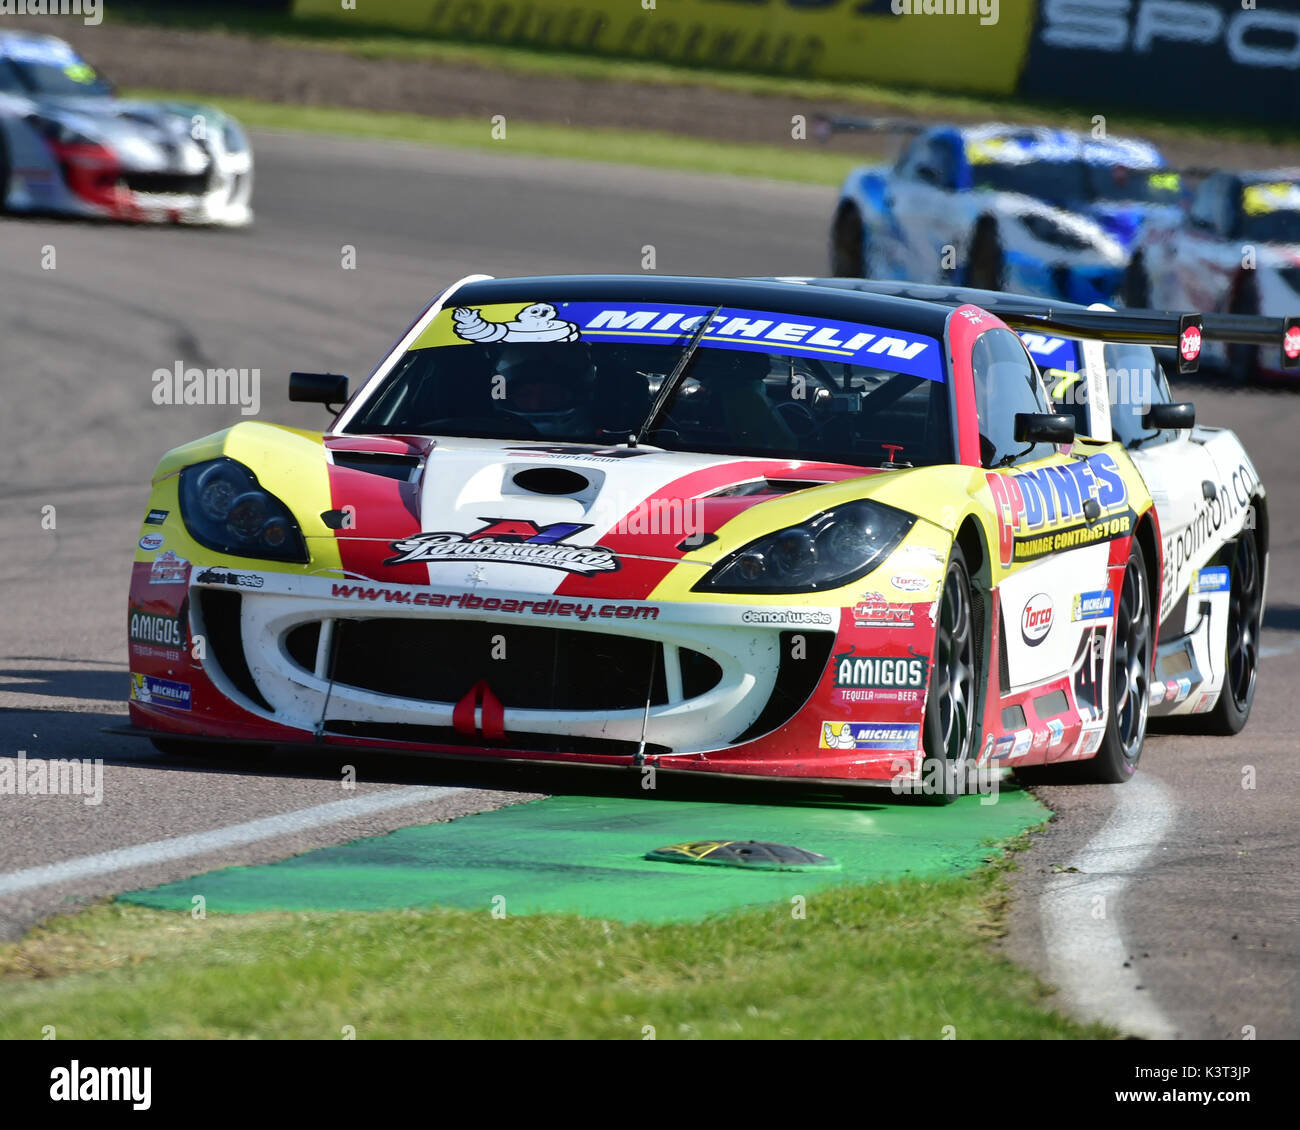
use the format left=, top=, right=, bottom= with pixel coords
left=0, top=30, right=252, bottom=226
left=1123, top=170, right=1300, bottom=384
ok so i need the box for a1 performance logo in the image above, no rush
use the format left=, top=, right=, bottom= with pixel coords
left=386, top=518, right=620, bottom=575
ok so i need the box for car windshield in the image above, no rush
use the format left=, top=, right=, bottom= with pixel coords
left=344, top=299, right=953, bottom=468
left=1239, top=182, right=1300, bottom=243
left=0, top=40, right=111, bottom=97
left=1105, top=343, right=1178, bottom=448
left=971, top=159, right=1090, bottom=208
left=1086, top=166, right=1182, bottom=204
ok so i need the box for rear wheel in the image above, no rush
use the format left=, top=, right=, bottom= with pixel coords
left=1203, top=530, right=1263, bottom=735
left=1227, top=274, right=1261, bottom=386
left=966, top=217, right=1004, bottom=290
left=917, top=545, right=980, bottom=803
left=1122, top=254, right=1151, bottom=308
left=1084, top=540, right=1153, bottom=782
left=830, top=203, right=866, bottom=278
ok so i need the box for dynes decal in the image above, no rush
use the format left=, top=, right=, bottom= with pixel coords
left=986, top=452, right=1131, bottom=567
left=830, top=645, right=928, bottom=704
left=387, top=518, right=619, bottom=576
left=1162, top=462, right=1257, bottom=606
left=1020, top=593, right=1054, bottom=646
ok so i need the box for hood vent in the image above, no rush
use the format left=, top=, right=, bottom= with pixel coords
left=332, top=452, right=421, bottom=482
left=708, top=478, right=827, bottom=498
left=511, top=466, right=591, bottom=496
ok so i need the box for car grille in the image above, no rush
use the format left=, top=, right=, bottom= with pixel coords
left=285, top=618, right=724, bottom=711
left=121, top=170, right=211, bottom=196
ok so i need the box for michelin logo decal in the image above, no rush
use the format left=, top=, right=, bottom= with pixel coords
left=452, top=304, right=580, bottom=343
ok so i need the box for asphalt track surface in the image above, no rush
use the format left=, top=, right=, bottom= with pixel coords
left=0, top=131, right=1296, bottom=1039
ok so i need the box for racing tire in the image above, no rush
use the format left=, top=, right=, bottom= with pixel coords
left=1226, top=274, right=1261, bottom=387
left=830, top=203, right=866, bottom=278
left=1121, top=255, right=1151, bottom=309
left=0, top=128, right=11, bottom=214
left=965, top=217, right=1004, bottom=291
left=1202, top=529, right=1264, bottom=735
left=1085, top=539, right=1154, bottom=783
left=915, top=544, right=981, bottom=804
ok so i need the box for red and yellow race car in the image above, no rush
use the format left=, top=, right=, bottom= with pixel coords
left=126, top=274, right=1187, bottom=796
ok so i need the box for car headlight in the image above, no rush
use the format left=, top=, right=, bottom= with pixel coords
left=693, top=500, right=915, bottom=594
left=26, top=114, right=97, bottom=146
left=178, top=458, right=307, bottom=562
left=222, top=119, right=248, bottom=154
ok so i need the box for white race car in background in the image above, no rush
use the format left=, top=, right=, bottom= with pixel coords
left=796, top=278, right=1275, bottom=735
left=0, top=30, right=252, bottom=226
left=1124, top=170, right=1300, bottom=383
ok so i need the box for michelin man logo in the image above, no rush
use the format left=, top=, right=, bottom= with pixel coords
left=822, top=722, right=856, bottom=749
left=452, top=303, right=580, bottom=344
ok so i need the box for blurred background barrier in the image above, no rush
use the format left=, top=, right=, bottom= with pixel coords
left=1019, top=0, right=1300, bottom=126
left=290, top=0, right=1037, bottom=93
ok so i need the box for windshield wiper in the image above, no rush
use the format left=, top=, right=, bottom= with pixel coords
left=632, top=304, right=722, bottom=446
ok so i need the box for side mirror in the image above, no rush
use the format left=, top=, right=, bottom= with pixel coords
left=1014, top=412, right=1076, bottom=445
left=1143, top=401, right=1195, bottom=430
left=915, top=164, right=942, bottom=187
left=290, top=372, right=348, bottom=407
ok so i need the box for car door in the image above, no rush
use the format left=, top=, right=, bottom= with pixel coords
left=887, top=131, right=967, bottom=284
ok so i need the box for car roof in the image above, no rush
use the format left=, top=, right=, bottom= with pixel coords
left=451, top=275, right=956, bottom=338
left=1235, top=169, right=1300, bottom=185
left=955, top=124, right=1165, bottom=169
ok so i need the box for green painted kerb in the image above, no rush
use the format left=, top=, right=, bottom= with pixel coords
left=120, top=789, right=1047, bottom=924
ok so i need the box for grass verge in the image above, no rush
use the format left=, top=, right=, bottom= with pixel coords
left=108, top=2, right=1294, bottom=147
left=0, top=843, right=1112, bottom=1039
left=125, top=90, right=856, bottom=186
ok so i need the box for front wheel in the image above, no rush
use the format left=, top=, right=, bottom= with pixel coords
left=916, top=545, right=981, bottom=804
left=1085, top=539, right=1153, bottom=782
left=1202, top=530, right=1264, bottom=735
left=830, top=203, right=866, bottom=278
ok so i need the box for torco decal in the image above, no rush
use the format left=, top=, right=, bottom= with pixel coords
left=386, top=519, right=619, bottom=576
left=138, top=534, right=165, bottom=552
left=1020, top=593, right=1054, bottom=646
left=987, top=453, right=1131, bottom=566
left=890, top=572, right=929, bottom=592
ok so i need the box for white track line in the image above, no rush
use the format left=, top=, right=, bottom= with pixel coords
left=1039, top=773, right=1177, bottom=1039
left=0, top=786, right=466, bottom=897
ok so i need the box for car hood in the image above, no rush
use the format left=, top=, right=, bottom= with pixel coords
left=22, top=94, right=235, bottom=171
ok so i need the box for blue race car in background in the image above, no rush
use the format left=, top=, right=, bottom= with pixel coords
left=825, top=121, right=1183, bottom=305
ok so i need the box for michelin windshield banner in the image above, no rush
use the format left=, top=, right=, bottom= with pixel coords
left=292, top=0, right=1036, bottom=93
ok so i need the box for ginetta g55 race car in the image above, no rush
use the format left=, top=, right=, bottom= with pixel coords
left=127, top=275, right=1169, bottom=794
left=0, top=31, right=252, bottom=225
left=1124, top=170, right=1300, bottom=383
left=824, top=120, right=1181, bottom=306
left=801, top=278, right=1277, bottom=735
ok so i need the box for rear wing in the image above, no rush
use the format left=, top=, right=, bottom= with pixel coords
left=811, top=115, right=926, bottom=144
left=782, top=278, right=1300, bottom=374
